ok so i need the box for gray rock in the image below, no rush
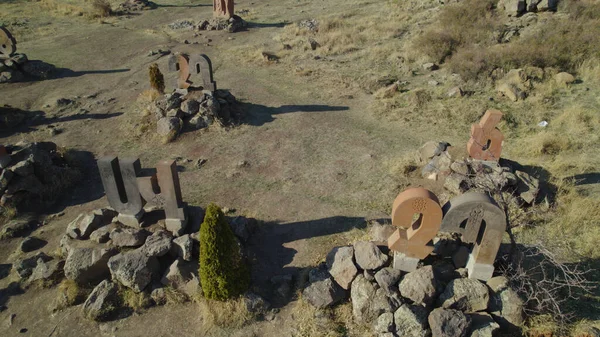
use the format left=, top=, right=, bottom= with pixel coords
left=11, top=160, right=34, bottom=176
left=109, top=227, right=150, bottom=247
left=364, top=269, right=376, bottom=282
left=156, top=117, right=182, bottom=136
left=187, top=115, right=209, bottom=130
left=399, top=265, right=439, bottom=307
left=89, top=226, right=111, bottom=244
left=64, top=247, right=117, bottom=283
left=422, top=63, right=439, bottom=71
left=487, top=276, right=524, bottom=329
left=326, top=246, right=358, bottom=290
left=428, top=308, right=470, bottom=337
left=372, top=287, right=401, bottom=316
left=419, top=141, right=448, bottom=161
left=370, top=221, right=396, bottom=243
left=83, top=280, right=118, bottom=321
left=438, top=278, right=489, bottom=313
left=27, top=258, right=63, bottom=284
left=199, top=94, right=220, bottom=118
left=166, top=109, right=183, bottom=118
left=375, top=267, right=403, bottom=292
left=180, top=99, right=200, bottom=116
left=150, top=285, right=167, bottom=305
left=447, top=86, right=464, bottom=98
left=65, top=213, right=84, bottom=239
left=394, top=304, right=431, bottom=337
left=0, top=219, right=33, bottom=239
left=353, top=241, right=388, bottom=270
left=59, top=234, right=73, bottom=257
left=379, top=333, right=396, bottom=337
left=308, top=263, right=329, bottom=283
left=302, top=274, right=346, bottom=309
left=15, top=252, right=52, bottom=278
left=469, top=312, right=500, bottom=337
left=160, top=258, right=196, bottom=290
left=142, top=230, right=172, bottom=257
left=108, top=249, right=160, bottom=292
left=171, top=234, right=192, bottom=261
left=351, top=274, right=378, bottom=322
left=77, top=213, right=105, bottom=239
left=229, top=216, right=255, bottom=242
left=516, top=170, right=539, bottom=204
left=0, top=169, right=14, bottom=194
left=444, top=173, right=467, bottom=195
left=19, top=236, right=46, bottom=253
left=244, top=292, right=271, bottom=313
left=374, top=312, right=394, bottom=333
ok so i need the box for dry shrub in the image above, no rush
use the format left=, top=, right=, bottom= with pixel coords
left=54, top=280, right=89, bottom=310
left=90, top=0, right=112, bottom=18
left=120, top=287, right=152, bottom=312
left=197, top=297, right=253, bottom=332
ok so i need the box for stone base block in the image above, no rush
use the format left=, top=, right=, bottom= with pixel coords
left=466, top=255, right=495, bottom=281
left=392, top=251, right=420, bottom=272
left=117, top=211, right=144, bottom=228
left=165, top=217, right=188, bottom=237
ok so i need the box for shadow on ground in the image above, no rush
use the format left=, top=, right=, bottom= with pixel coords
left=241, top=102, right=350, bottom=126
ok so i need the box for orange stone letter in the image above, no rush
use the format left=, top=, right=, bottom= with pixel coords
left=467, top=109, right=504, bottom=161
left=388, top=188, right=443, bottom=260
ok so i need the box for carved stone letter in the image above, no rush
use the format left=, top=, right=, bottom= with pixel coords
left=98, top=157, right=145, bottom=227
left=467, top=109, right=504, bottom=161
left=213, top=0, right=234, bottom=18
left=441, top=192, right=507, bottom=281
left=168, top=53, right=217, bottom=91
left=388, top=187, right=443, bottom=271
left=0, top=27, right=16, bottom=58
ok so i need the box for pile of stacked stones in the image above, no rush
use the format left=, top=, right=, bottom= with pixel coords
left=418, top=141, right=540, bottom=205
left=117, top=0, right=157, bottom=12
left=0, top=27, right=55, bottom=83
left=4, top=208, right=258, bottom=320
left=497, top=0, right=558, bottom=17
left=150, top=89, right=239, bottom=139
left=197, top=15, right=248, bottom=33
left=0, top=142, right=81, bottom=211
left=302, top=235, right=524, bottom=337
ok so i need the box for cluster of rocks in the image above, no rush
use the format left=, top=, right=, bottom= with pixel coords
left=417, top=141, right=540, bottom=205
left=495, top=68, right=575, bottom=102
left=302, top=240, right=524, bottom=337
left=117, top=0, right=157, bottom=13
left=0, top=142, right=81, bottom=212
left=3, top=206, right=260, bottom=321
left=0, top=52, right=55, bottom=84
left=149, top=89, right=239, bottom=140
left=497, top=0, right=558, bottom=17
left=168, top=15, right=248, bottom=33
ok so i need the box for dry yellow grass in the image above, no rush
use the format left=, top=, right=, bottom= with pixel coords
left=197, top=297, right=253, bottom=333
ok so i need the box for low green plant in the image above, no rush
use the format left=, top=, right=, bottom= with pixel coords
left=199, top=203, right=249, bottom=301
left=149, top=63, right=165, bottom=94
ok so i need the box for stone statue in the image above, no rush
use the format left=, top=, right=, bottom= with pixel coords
left=213, top=0, right=234, bottom=18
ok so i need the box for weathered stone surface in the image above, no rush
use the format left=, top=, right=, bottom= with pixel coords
left=108, top=249, right=160, bottom=292
left=448, top=86, right=464, bottom=98
left=374, top=312, right=394, bottom=333
left=326, top=246, right=358, bottom=290
left=469, top=312, right=500, bottom=337
left=229, top=216, right=255, bottom=242
left=180, top=99, right=200, bottom=116
left=429, top=308, right=470, bottom=337
left=64, top=247, right=117, bottom=284
left=554, top=72, right=575, bottom=85
left=444, top=173, right=467, bottom=195
left=28, top=259, right=63, bottom=284
left=19, top=236, right=46, bottom=253
left=487, top=276, right=524, bottom=329
left=515, top=170, right=539, bottom=204
left=89, top=226, right=111, bottom=244
left=157, top=117, right=182, bottom=136
left=422, top=63, right=439, bottom=71
left=497, top=82, right=521, bottom=102
left=370, top=221, right=396, bottom=243
left=142, top=230, right=172, bottom=257
left=109, top=227, right=150, bottom=247
left=77, top=213, right=105, bottom=239
left=150, top=285, right=167, bottom=305
left=394, top=304, right=431, bottom=337
left=419, top=141, right=447, bottom=161
left=15, top=252, right=52, bottom=278
left=1, top=219, right=33, bottom=239
left=351, top=274, right=378, bottom=322
left=375, top=267, right=403, bottom=292
left=160, top=258, right=196, bottom=291
left=11, top=160, right=33, bottom=176
left=171, top=234, right=192, bottom=261
left=353, top=241, right=388, bottom=270
left=302, top=275, right=346, bottom=309
left=371, top=287, right=401, bottom=317
left=438, top=278, right=489, bottom=313
left=83, top=280, right=118, bottom=321
left=399, top=265, right=439, bottom=307
left=59, top=234, right=73, bottom=257
left=244, top=292, right=271, bottom=313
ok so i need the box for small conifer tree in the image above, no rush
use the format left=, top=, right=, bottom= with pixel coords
left=148, top=63, right=165, bottom=94
left=199, top=203, right=249, bottom=300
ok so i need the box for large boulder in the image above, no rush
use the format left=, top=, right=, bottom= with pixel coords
left=14, top=252, right=52, bottom=278
left=326, top=246, right=358, bottom=290
left=350, top=274, right=378, bottom=323
left=171, top=234, right=193, bottom=261
left=487, top=276, right=524, bottom=330
left=82, top=280, right=118, bottom=321
left=373, top=312, right=394, bottom=333
left=375, top=267, right=403, bottom=292
left=64, top=247, right=117, bottom=283
left=302, top=271, right=346, bottom=308
left=107, top=249, right=160, bottom=292
left=438, top=278, right=489, bottom=313
left=394, top=304, right=431, bottom=337
left=157, top=117, right=182, bottom=136
left=161, top=259, right=197, bottom=291
left=353, top=241, right=389, bottom=270
left=142, top=230, right=172, bottom=257
left=109, top=227, right=150, bottom=247
left=469, top=312, right=500, bottom=337
left=399, top=265, right=439, bottom=307
left=428, top=308, right=471, bottom=337
left=27, top=258, right=63, bottom=284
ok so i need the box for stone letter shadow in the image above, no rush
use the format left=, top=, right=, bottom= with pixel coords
left=499, top=158, right=557, bottom=204
left=0, top=282, right=24, bottom=310
left=240, top=102, right=350, bottom=126
left=245, top=216, right=368, bottom=308
left=16, top=60, right=129, bottom=83
left=0, top=105, right=122, bottom=137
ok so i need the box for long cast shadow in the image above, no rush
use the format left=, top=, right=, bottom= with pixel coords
left=11, top=61, right=129, bottom=83
left=241, top=102, right=350, bottom=126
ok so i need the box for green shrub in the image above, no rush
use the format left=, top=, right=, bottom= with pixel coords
left=199, top=203, right=249, bottom=301
left=148, top=63, right=165, bottom=94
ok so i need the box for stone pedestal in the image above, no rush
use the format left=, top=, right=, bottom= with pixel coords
left=393, top=251, right=420, bottom=272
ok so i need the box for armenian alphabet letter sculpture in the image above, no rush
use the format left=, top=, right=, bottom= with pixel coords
left=388, top=188, right=443, bottom=272
left=168, top=53, right=216, bottom=91
left=0, top=27, right=17, bottom=58
left=467, top=109, right=504, bottom=161
left=98, top=157, right=187, bottom=235
left=441, top=192, right=506, bottom=281
left=213, top=0, right=234, bottom=18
